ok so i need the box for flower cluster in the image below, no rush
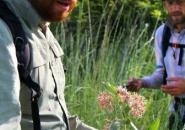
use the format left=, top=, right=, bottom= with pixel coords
left=128, top=93, right=146, bottom=117
left=97, top=92, right=113, bottom=112
left=117, top=87, right=130, bottom=103
left=97, top=85, right=146, bottom=117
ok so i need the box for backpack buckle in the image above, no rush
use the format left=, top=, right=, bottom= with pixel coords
left=173, top=43, right=179, bottom=48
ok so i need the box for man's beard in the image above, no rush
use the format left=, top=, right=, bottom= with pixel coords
left=42, top=2, right=76, bottom=22
left=169, top=13, right=185, bottom=26
left=30, top=0, right=77, bottom=22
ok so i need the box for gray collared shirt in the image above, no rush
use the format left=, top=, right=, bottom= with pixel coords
left=0, top=0, right=67, bottom=129
left=0, top=0, right=97, bottom=130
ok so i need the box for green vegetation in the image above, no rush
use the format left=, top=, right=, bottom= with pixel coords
left=51, top=0, right=171, bottom=129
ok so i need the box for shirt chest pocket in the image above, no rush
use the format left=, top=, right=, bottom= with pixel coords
left=49, top=40, right=65, bottom=93
left=29, top=39, right=65, bottom=93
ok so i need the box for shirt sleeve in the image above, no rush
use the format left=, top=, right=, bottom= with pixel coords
left=142, top=24, right=166, bottom=88
left=0, top=19, right=21, bottom=129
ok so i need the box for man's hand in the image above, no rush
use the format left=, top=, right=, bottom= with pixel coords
left=161, top=77, right=185, bottom=96
left=126, top=77, right=143, bottom=92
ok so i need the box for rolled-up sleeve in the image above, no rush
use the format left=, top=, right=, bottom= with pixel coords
left=142, top=24, right=165, bottom=88
left=0, top=19, right=21, bottom=129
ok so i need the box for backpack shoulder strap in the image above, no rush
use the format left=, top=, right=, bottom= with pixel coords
left=0, top=1, right=30, bottom=78
left=162, top=24, right=171, bottom=58
left=0, top=2, right=26, bottom=41
left=0, top=1, right=41, bottom=130
left=161, top=24, right=171, bottom=85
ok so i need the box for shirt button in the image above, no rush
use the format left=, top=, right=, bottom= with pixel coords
left=49, top=94, right=57, bottom=100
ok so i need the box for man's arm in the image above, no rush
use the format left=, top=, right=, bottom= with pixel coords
left=127, top=24, right=165, bottom=91
left=141, top=24, right=166, bottom=88
left=0, top=19, right=21, bottom=129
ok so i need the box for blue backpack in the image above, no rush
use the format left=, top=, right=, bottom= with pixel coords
left=0, top=1, right=41, bottom=130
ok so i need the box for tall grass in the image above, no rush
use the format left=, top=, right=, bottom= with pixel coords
left=52, top=0, right=171, bottom=129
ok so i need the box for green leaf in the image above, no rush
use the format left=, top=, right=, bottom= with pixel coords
left=148, top=118, right=160, bottom=130
left=104, top=82, right=117, bottom=94
left=137, top=1, right=151, bottom=8
left=151, top=9, right=162, bottom=19
left=108, top=84, right=117, bottom=93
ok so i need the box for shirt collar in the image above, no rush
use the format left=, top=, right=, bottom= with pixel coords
left=6, top=0, right=44, bottom=30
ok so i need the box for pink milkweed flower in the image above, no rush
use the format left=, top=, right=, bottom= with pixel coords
left=128, top=93, right=146, bottom=117
left=97, top=92, right=113, bottom=112
left=117, top=87, right=130, bottom=103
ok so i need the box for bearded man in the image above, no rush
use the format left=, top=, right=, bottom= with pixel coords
left=0, top=0, right=97, bottom=130
left=126, top=0, right=185, bottom=129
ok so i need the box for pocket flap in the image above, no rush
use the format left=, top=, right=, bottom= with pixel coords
left=49, top=39, right=64, bottom=58
left=30, top=40, right=49, bottom=68
left=29, top=36, right=63, bottom=68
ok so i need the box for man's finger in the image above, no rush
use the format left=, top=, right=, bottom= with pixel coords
left=163, top=86, right=177, bottom=90
left=166, top=77, right=180, bottom=82
left=161, top=86, right=177, bottom=93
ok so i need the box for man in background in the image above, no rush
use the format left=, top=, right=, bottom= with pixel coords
left=126, top=0, right=185, bottom=129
